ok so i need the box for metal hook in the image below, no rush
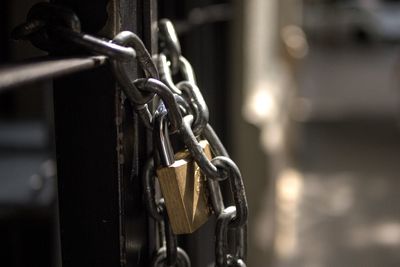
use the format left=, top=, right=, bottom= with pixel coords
left=113, top=31, right=159, bottom=78
left=112, top=31, right=159, bottom=105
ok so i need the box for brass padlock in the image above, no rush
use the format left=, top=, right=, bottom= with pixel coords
left=156, top=140, right=212, bottom=234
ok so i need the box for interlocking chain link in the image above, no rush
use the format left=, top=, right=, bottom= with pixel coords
left=14, top=4, right=248, bottom=266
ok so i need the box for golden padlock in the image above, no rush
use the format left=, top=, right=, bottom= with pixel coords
left=156, top=140, right=212, bottom=234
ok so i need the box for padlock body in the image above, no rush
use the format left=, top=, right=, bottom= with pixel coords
left=156, top=140, right=212, bottom=234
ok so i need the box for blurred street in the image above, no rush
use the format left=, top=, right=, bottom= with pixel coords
left=275, top=120, right=400, bottom=267
left=299, top=44, right=400, bottom=120
left=274, top=41, right=400, bottom=267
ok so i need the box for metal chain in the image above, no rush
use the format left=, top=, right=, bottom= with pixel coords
left=14, top=5, right=248, bottom=266
left=144, top=20, right=248, bottom=267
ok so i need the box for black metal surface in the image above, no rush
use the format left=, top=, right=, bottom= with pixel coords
left=54, top=65, right=123, bottom=267
left=0, top=56, right=106, bottom=91
left=0, top=213, right=54, bottom=267
left=0, top=0, right=9, bottom=63
left=53, top=0, right=157, bottom=266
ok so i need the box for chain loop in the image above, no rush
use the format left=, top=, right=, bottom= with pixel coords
left=159, top=19, right=182, bottom=74
left=112, top=31, right=158, bottom=105
left=177, top=81, right=209, bottom=136
left=180, top=115, right=227, bottom=180
left=151, top=247, right=191, bottom=267
left=143, top=158, right=164, bottom=221
left=113, top=31, right=159, bottom=78
left=156, top=54, right=182, bottom=94
left=134, top=78, right=182, bottom=133
left=216, top=207, right=247, bottom=267
left=178, top=56, right=196, bottom=84
left=211, top=157, right=248, bottom=228
left=156, top=54, right=197, bottom=96
left=216, top=206, right=236, bottom=267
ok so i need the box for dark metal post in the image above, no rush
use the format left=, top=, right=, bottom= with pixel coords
left=53, top=0, right=157, bottom=266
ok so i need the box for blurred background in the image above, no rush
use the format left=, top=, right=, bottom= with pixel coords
left=2, top=0, right=400, bottom=266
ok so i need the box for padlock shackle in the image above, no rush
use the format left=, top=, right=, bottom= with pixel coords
left=153, top=103, right=175, bottom=167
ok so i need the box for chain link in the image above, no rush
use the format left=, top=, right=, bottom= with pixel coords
left=159, top=19, right=182, bottom=74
